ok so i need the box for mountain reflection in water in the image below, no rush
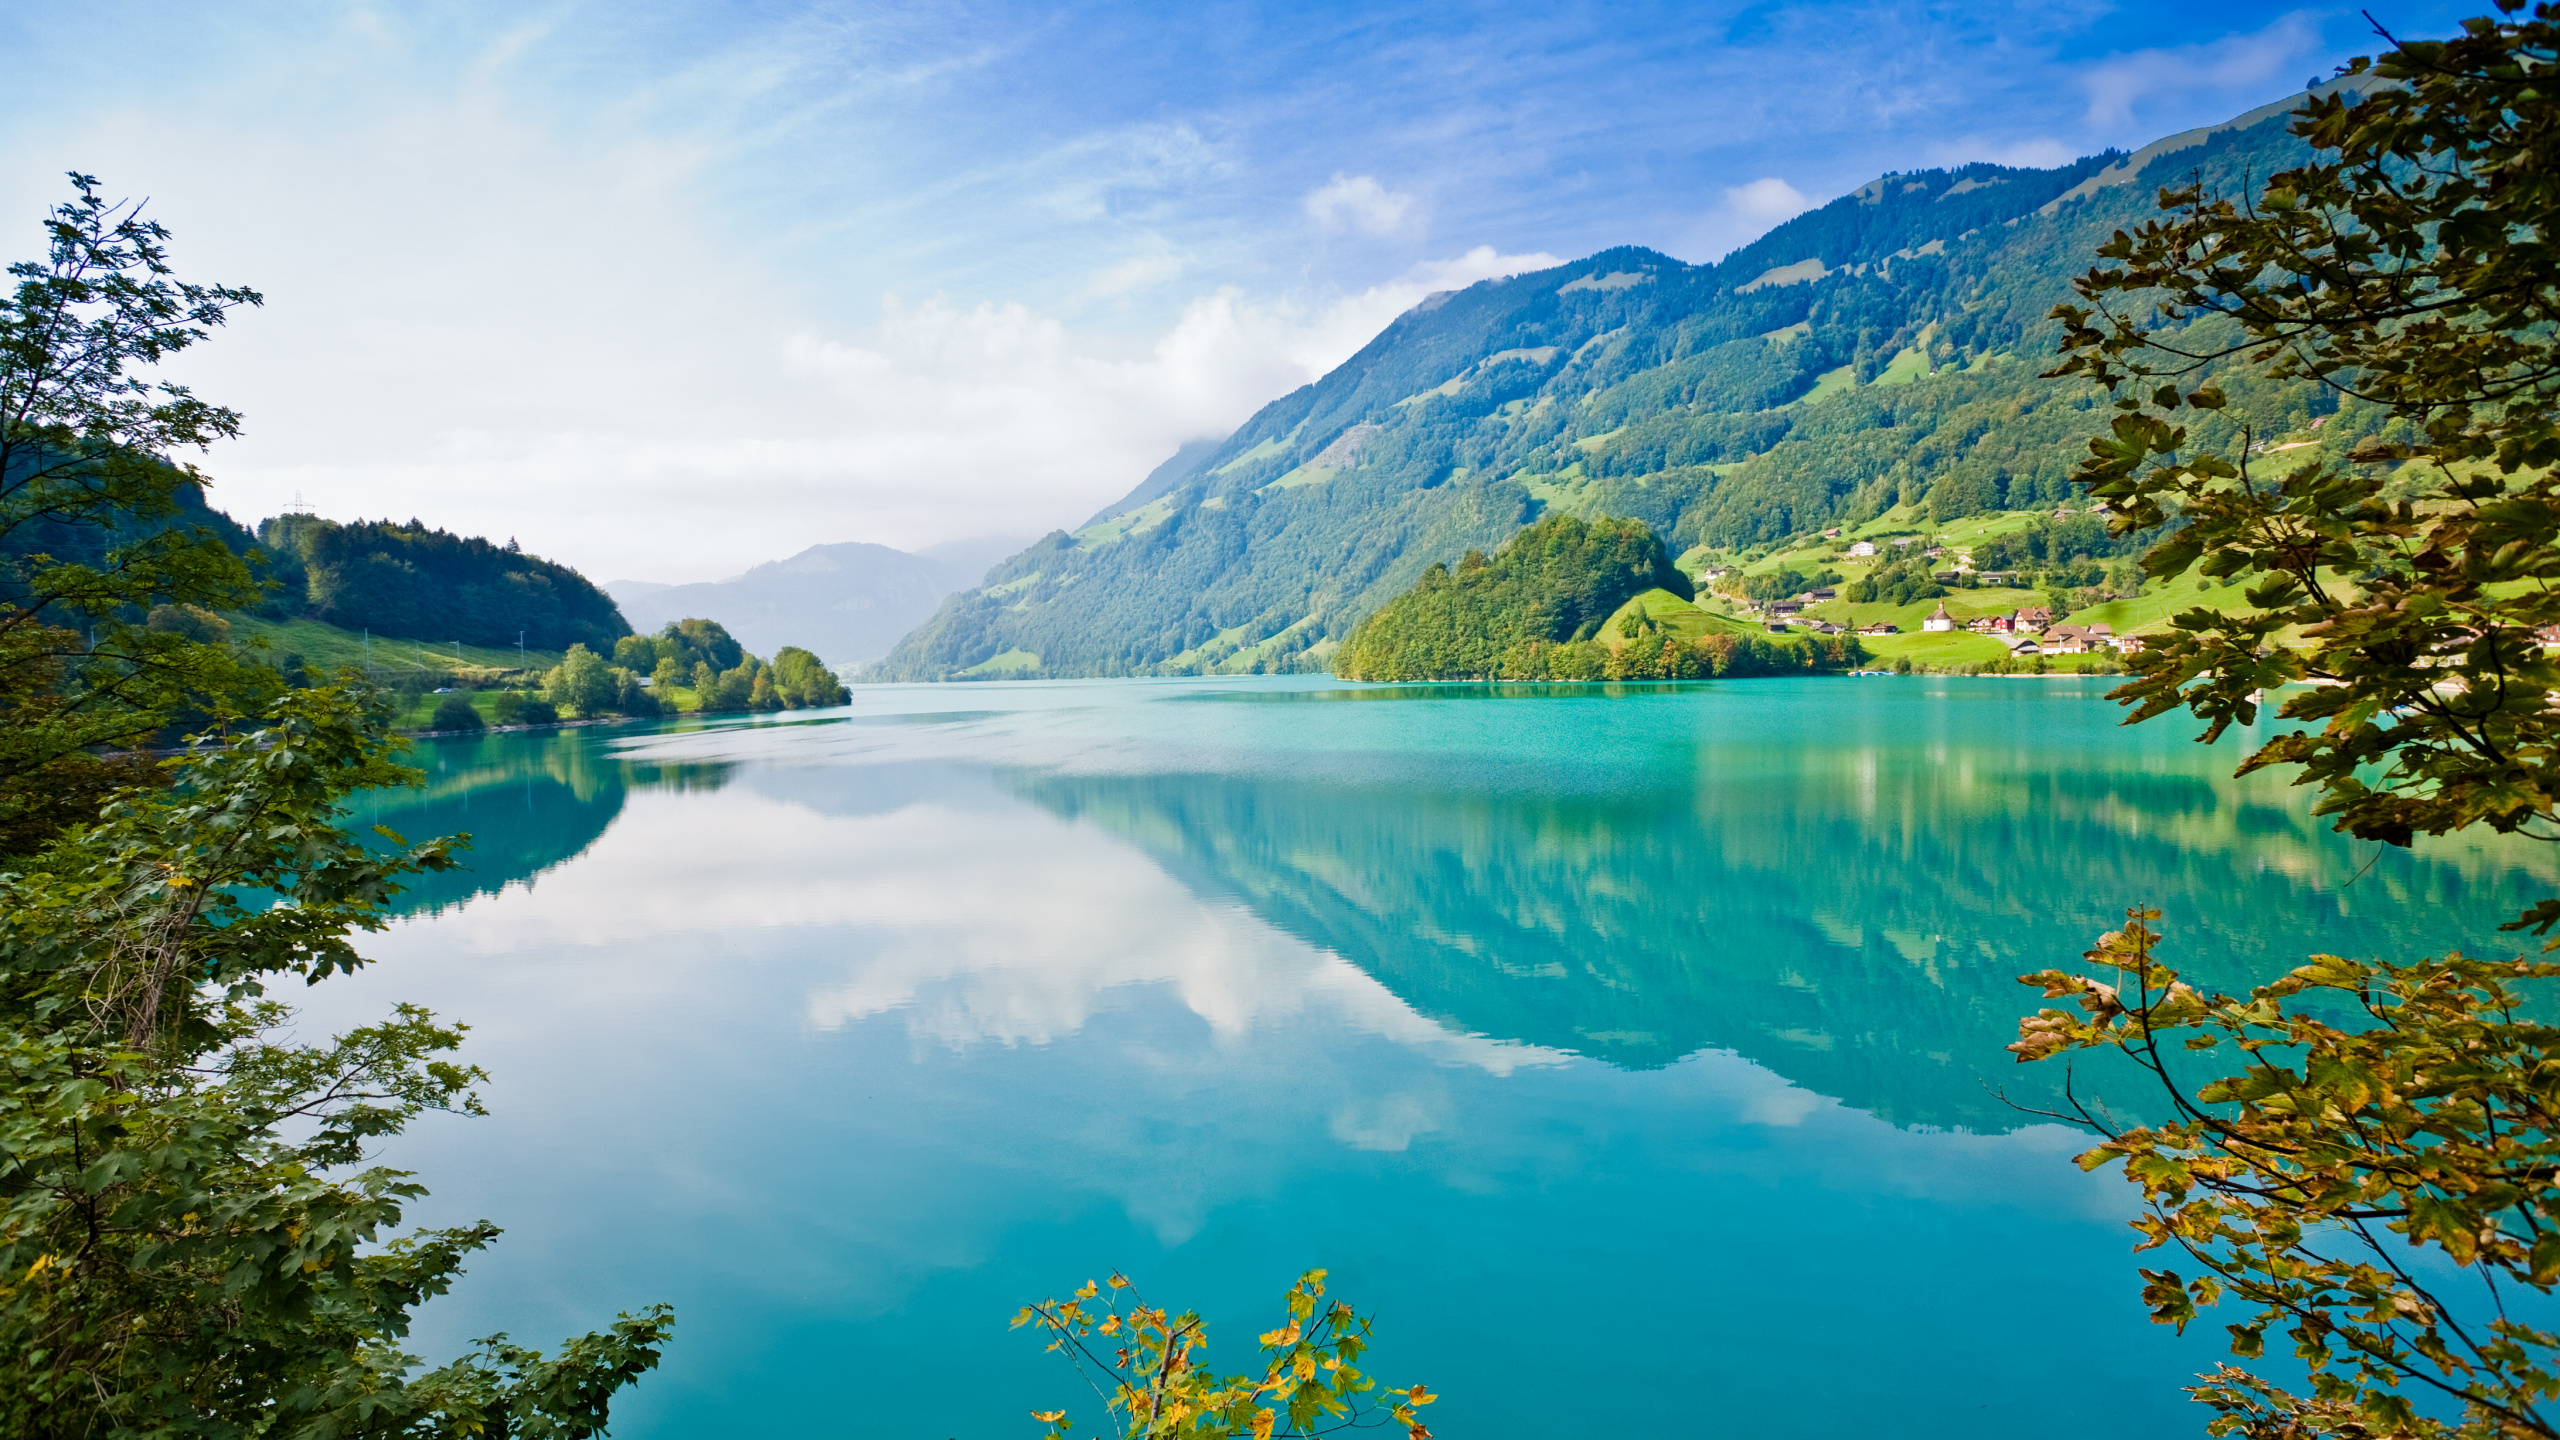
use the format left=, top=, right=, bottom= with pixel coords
left=383, top=681, right=2553, bottom=1132
left=296, top=678, right=2558, bottom=1440
left=346, top=726, right=736, bottom=917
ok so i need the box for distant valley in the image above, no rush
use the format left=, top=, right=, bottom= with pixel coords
left=608, top=534, right=1029, bottom=671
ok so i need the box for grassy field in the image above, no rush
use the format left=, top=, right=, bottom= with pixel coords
left=2067, top=568, right=2252, bottom=634
left=963, top=647, right=1041, bottom=676
left=232, top=616, right=560, bottom=681
left=1606, top=588, right=1765, bottom=643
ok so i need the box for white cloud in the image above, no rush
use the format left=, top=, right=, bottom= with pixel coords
left=1725, top=176, right=1811, bottom=222
left=1675, top=176, right=1816, bottom=263
left=2078, top=13, right=2324, bottom=133
left=1303, top=172, right=1420, bottom=237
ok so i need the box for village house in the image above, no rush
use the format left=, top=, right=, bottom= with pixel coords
left=2013, top=605, right=2053, bottom=630
left=2007, top=634, right=2042, bottom=655
left=1802, top=587, right=1838, bottom=603
left=2113, top=633, right=2148, bottom=654
left=1769, top=600, right=1804, bottom=617
left=1847, top=540, right=1877, bottom=558
left=1859, top=621, right=1899, bottom=636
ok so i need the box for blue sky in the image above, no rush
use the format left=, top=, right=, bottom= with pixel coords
left=0, top=0, right=2478, bottom=580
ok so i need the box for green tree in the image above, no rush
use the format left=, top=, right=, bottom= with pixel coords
left=2020, top=11, right=2560, bottom=1437
left=429, top=691, right=484, bottom=731
left=650, top=653, right=686, bottom=696
left=542, top=643, right=614, bottom=718
left=1, top=175, right=272, bottom=851
left=1015, top=1269, right=1435, bottom=1440
left=769, top=646, right=849, bottom=708
left=0, top=685, right=671, bottom=1436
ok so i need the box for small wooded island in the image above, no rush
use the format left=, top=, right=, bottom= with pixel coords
left=1331, top=514, right=1865, bottom=681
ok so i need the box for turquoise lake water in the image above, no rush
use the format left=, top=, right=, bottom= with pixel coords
left=299, top=675, right=2558, bottom=1438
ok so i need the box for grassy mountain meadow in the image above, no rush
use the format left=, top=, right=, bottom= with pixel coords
left=877, top=80, right=2397, bottom=681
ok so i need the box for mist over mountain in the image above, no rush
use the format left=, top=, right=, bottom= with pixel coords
left=876, top=81, right=2379, bottom=682
left=608, top=535, right=1030, bottom=669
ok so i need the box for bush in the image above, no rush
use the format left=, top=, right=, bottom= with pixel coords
left=428, top=693, right=484, bottom=731
left=143, top=603, right=231, bottom=645
left=490, top=691, right=555, bottom=726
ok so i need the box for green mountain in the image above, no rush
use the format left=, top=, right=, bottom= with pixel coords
left=878, top=81, right=2389, bottom=681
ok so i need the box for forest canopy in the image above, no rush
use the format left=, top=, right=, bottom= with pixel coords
left=257, top=513, right=628, bottom=653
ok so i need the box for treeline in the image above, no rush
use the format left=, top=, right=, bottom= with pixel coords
left=420, top=618, right=849, bottom=732
left=1465, top=628, right=1866, bottom=682
left=1332, top=514, right=1690, bottom=680
left=256, top=514, right=628, bottom=652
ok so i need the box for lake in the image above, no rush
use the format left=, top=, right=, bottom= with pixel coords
left=301, top=675, right=2555, bottom=1438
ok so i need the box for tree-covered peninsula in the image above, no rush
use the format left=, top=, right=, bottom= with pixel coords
left=1332, top=514, right=1861, bottom=681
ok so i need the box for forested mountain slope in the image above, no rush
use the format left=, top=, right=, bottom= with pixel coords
left=255, top=515, right=629, bottom=653
left=878, top=79, right=2388, bottom=681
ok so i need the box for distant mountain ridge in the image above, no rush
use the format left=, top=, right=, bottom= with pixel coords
left=609, top=535, right=1028, bottom=669
left=876, top=78, right=2382, bottom=681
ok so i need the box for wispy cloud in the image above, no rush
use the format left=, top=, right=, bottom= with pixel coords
left=0, top=0, right=2477, bottom=580
left=2077, top=12, right=2327, bottom=132
left=1303, top=173, right=1421, bottom=237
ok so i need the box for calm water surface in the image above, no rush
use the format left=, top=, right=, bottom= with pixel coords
left=302, top=676, right=2556, bottom=1438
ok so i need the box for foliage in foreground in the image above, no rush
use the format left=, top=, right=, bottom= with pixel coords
left=2051, top=4, right=2560, bottom=867
left=0, top=174, right=277, bottom=853
left=2015, top=917, right=2560, bottom=1439
left=2020, top=7, right=2560, bottom=1436
left=1014, top=1269, right=1434, bottom=1440
left=0, top=686, right=671, bottom=1437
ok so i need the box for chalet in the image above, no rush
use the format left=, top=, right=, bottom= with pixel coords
left=1822, top=528, right=1843, bottom=539
left=2039, top=627, right=2093, bottom=655
left=1922, top=601, right=1958, bottom=632
left=1802, top=588, right=1838, bottom=603
left=1769, top=600, right=1804, bottom=616
left=1859, top=621, right=1900, bottom=636
left=1847, top=540, right=1877, bottom=558
left=2113, top=634, right=2149, bottom=654
left=2007, top=634, right=2042, bottom=655
left=2014, top=605, right=2053, bottom=630
left=1966, top=614, right=2006, bottom=635
left=1923, top=545, right=1946, bottom=559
